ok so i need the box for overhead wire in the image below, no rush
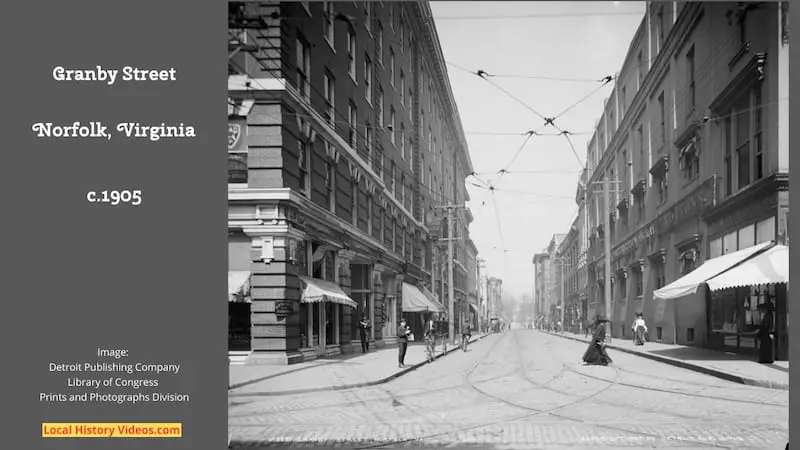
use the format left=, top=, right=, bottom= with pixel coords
left=433, top=11, right=646, bottom=20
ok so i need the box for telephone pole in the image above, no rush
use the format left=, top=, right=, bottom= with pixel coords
left=477, top=257, right=486, bottom=333
left=435, top=204, right=464, bottom=345
left=589, top=177, right=622, bottom=343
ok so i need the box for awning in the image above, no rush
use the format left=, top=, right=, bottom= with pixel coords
left=706, top=244, right=788, bottom=292
left=653, top=241, right=773, bottom=300
left=420, top=286, right=446, bottom=312
left=228, top=271, right=251, bottom=303
left=298, top=276, right=357, bottom=308
left=469, top=303, right=479, bottom=314
left=402, top=282, right=445, bottom=313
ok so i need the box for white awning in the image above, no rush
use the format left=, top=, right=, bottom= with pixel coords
left=420, top=286, right=447, bottom=312
left=469, top=303, right=479, bottom=314
left=299, top=276, right=357, bottom=308
left=707, top=245, right=788, bottom=292
left=653, top=241, right=773, bottom=300
left=402, top=283, right=445, bottom=313
left=228, top=271, right=251, bottom=303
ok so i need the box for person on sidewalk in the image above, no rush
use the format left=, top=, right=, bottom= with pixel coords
left=397, top=318, right=411, bottom=368
left=461, top=319, right=472, bottom=351
left=424, top=315, right=436, bottom=362
left=582, top=317, right=613, bottom=366
left=359, top=315, right=371, bottom=353
left=584, top=318, right=593, bottom=338
left=632, top=313, right=648, bottom=346
left=757, top=301, right=775, bottom=364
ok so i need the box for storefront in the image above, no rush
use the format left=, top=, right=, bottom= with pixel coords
left=654, top=241, right=788, bottom=361
left=704, top=244, right=788, bottom=360
left=401, top=282, right=445, bottom=339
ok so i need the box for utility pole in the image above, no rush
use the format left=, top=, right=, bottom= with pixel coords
left=602, top=178, right=614, bottom=343
left=588, top=177, right=622, bottom=343
left=434, top=204, right=463, bottom=345
left=476, top=257, right=486, bottom=333
left=554, top=257, right=570, bottom=334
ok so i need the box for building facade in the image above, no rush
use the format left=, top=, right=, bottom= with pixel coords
left=546, top=234, right=566, bottom=324
left=578, top=2, right=788, bottom=346
left=227, top=1, right=477, bottom=364
left=486, top=277, right=503, bottom=318
left=556, top=218, right=582, bottom=332
left=532, top=252, right=550, bottom=326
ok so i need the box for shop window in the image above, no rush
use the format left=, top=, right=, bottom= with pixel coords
left=756, top=217, right=776, bottom=244
left=635, top=269, right=643, bottom=297
left=709, top=238, right=722, bottom=259
left=738, top=224, right=755, bottom=249
left=687, top=328, right=695, bottom=342
left=744, top=285, right=776, bottom=332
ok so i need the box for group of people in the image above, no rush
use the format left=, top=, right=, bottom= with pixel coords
left=395, top=316, right=473, bottom=368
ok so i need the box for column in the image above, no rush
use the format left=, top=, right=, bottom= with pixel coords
left=245, top=228, right=305, bottom=365
left=396, top=273, right=405, bottom=327
left=372, top=264, right=388, bottom=344
left=337, top=249, right=355, bottom=354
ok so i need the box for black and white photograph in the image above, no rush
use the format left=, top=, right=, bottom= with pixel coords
left=226, top=1, right=790, bottom=448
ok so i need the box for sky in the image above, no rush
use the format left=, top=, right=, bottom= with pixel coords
left=430, top=1, right=646, bottom=297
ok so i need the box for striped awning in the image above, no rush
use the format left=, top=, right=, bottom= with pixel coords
left=421, top=286, right=446, bottom=312
left=298, top=276, right=357, bottom=308
left=228, top=271, right=251, bottom=303
left=706, top=244, right=788, bottom=292
left=654, top=241, right=773, bottom=300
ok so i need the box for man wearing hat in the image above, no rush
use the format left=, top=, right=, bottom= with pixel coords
left=397, top=318, right=411, bottom=368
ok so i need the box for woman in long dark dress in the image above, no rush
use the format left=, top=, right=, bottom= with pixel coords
left=757, top=302, right=775, bottom=364
left=583, top=318, right=613, bottom=365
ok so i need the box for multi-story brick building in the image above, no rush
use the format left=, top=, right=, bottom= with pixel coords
left=580, top=2, right=788, bottom=350
left=556, top=217, right=583, bottom=332
left=227, top=1, right=476, bottom=364
left=486, top=277, right=503, bottom=318
left=532, top=252, right=549, bottom=326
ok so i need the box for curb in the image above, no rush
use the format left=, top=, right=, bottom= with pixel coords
left=541, top=330, right=789, bottom=391
left=229, top=334, right=492, bottom=397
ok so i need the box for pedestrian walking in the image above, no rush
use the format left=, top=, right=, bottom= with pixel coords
left=397, top=318, right=411, bottom=368
left=584, top=318, right=592, bottom=338
left=359, top=315, right=371, bottom=353
left=757, top=301, right=775, bottom=363
left=582, top=317, right=613, bottom=366
left=632, top=313, right=648, bottom=346
left=424, top=315, right=436, bottom=362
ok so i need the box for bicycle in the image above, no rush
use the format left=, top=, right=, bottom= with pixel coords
left=461, top=334, right=470, bottom=352
left=424, top=336, right=435, bottom=362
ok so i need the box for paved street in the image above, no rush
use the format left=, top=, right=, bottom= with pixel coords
left=228, top=330, right=789, bottom=449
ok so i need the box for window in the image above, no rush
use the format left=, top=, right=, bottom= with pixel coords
left=400, top=177, right=405, bottom=204
left=621, top=86, right=627, bottom=118
left=364, top=55, right=373, bottom=104
left=390, top=164, right=396, bottom=195
left=635, top=268, right=644, bottom=296
left=399, top=13, right=405, bottom=49
left=351, top=177, right=358, bottom=226
left=378, top=151, right=384, bottom=176
left=637, top=50, right=644, bottom=90
left=323, top=2, right=334, bottom=46
left=390, top=108, right=396, bottom=145
left=324, top=71, right=335, bottom=125
left=656, top=6, right=664, bottom=52
left=735, top=96, right=750, bottom=190
left=756, top=217, right=776, bottom=244
left=680, top=138, right=700, bottom=182
left=347, top=29, right=356, bottom=80
left=709, top=238, right=722, bottom=258
left=296, top=36, right=311, bottom=101
left=655, top=260, right=666, bottom=289
left=637, top=125, right=644, bottom=171
left=376, top=24, right=383, bottom=63
left=656, top=327, right=663, bottom=341
left=754, top=87, right=764, bottom=181
left=390, top=49, right=395, bottom=86
left=686, top=46, right=696, bottom=115
left=617, top=273, right=627, bottom=299
left=365, top=2, right=372, bottom=33
left=408, top=136, right=414, bottom=170
left=348, top=102, right=357, bottom=148
left=325, top=160, right=335, bottom=210
left=400, top=124, right=405, bottom=159
left=657, top=173, right=667, bottom=204
left=298, top=130, right=309, bottom=196
left=389, top=2, right=394, bottom=30
left=365, top=122, right=373, bottom=159
left=725, top=86, right=763, bottom=194
left=658, top=92, right=666, bottom=147
left=409, top=89, right=414, bottom=118
left=400, top=71, right=405, bottom=105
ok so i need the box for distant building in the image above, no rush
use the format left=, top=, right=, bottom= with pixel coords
left=486, top=277, right=503, bottom=318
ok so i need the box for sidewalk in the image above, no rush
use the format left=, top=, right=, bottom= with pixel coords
left=229, top=333, right=490, bottom=396
left=544, top=330, right=789, bottom=390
